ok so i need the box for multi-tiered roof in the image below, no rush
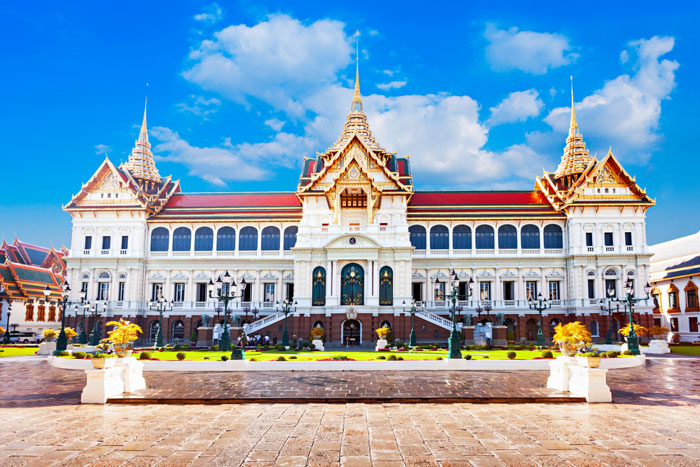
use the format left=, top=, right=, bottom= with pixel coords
left=0, top=239, right=67, bottom=301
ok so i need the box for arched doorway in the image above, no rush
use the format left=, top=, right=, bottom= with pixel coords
left=341, top=263, right=364, bottom=305
left=342, top=319, right=362, bottom=346
left=149, top=321, right=160, bottom=342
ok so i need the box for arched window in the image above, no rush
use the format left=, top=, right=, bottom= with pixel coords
left=48, top=306, right=56, bottom=322
left=409, top=225, right=426, bottom=250
left=284, top=226, right=298, bottom=250
left=312, top=267, right=326, bottom=306
left=379, top=320, right=392, bottom=329
left=239, top=227, right=258, bottom=251
left=429, top=225, right=449, bottom=250
left=194, top=227, right=213, bottom=251
left=589, top=320, right=599, bottom=337
left=498, top=225, right=517, bottom=249
left=172, top=320, right=185, bottom=341
left=149, top=321, right=160, bottom=341
left=549, top=319, right=560, bottom=337
left=37, top=304, right=45, bottom=321
left=150, top=227, right=169, bottom=252
left=521, top=224, right=540, bottom=249
left=341, top=263, right=364, bottom=305
left=543, top=225, right=563, bottom=249
left=379, top=266, right=393, bottom=306
left=312, top=320, right=324, bottom=329
left=172, top=227, right=191, bottom=251
left=475, top=225, right=494, bottom=249
left=261, top=226, right=280, bottom=251
left=216, top=227, right=235, bottom=251
left=25, top=303, right=34, bottom=321
left=453, top=225, right=472, bottom=250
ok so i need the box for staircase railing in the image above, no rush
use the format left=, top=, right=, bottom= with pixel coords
left=416, top=310, right=454, bottom=331
left=243, top=312, right=285, bottom=335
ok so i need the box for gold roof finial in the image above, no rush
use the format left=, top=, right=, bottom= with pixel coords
left=351, top=30, right=363, bottom=113
left=139, top=97, right=148, bottom=144
left=569, top=75, right=577, bottom=137
left=553, top=75, right=592, bottom=183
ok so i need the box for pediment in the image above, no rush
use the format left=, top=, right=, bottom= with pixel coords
left=324, top=234, right=381, bottom=250
left=65, top=158, right=142, bottom=210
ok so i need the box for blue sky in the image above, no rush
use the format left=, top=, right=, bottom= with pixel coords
left=1, top=1, right=698, bottom=248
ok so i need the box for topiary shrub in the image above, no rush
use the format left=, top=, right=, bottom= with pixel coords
left=173, top=344, right=181, bottom=350
left=165, top=345, right=174, bottom=350
left=622, top=350, right=634, bottom=356
left=276, top=356, right=286, bottom=361
left=139, top=351, right=152, bottom=360
left=606, top=350, right=620, bottom=358
left=211, top=345, right=219, bottom=351
left=387, top=354, right=397, bottom=361
left=250, top=357, right=258, bottom=361
left=463, top=354, right=472, bottom=360
left=73, top=351, right=87, bottom=359
left=541, top=350, right=554, bottom=359
left=276, top=344, right=285, bottom=350
left=289, top=356, right=297, bottom=360
left=176, top=352, right=186, bottom=361
left=203, top=356, right=210, bottom=360
left=221, top=355, right=229, bottom=361
left=183, top=344, right=190, bottom=350
left=397, top=356, right=404, bottom=361
left=506, top=351, right=516, bottom=360
left=59, top=350, right=70, bottom=357
left=435, top=356, right=443, bottom=360
left=377, top=355, right=386, bottom=360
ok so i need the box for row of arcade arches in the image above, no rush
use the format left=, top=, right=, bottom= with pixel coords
left=408, top=224, right=563, bottom=250
left=150, top=226, right=298, bottom=252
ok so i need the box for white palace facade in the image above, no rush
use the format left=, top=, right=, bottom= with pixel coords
left=63, top=69, right=656, bottom=346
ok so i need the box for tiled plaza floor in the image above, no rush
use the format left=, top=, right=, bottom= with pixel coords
left=0, top=357, right=699, bottom=466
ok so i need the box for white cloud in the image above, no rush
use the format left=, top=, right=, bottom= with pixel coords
left=194, top=3, right=223, bottom=24
left=544, top=36, right=678, bottom=162
left=183, top=14, right=352, bottom=117
left=488, top=89, right=543, bottom=126
left=176, top=95, right=221, bottom=117
left=376, top=80, right=407, bottom=90
left=94, top=144, right=110, bottom=155
left=484, top=23, right=576, bottom=74
left=264, top=118, right=285, bottom=132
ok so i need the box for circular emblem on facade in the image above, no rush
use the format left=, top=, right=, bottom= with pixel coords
left=349, top=237, right=356, bottom=245
left=349, top=167, right=359, bottom=179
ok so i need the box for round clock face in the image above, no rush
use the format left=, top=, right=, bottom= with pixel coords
left=349, top=237, right=356, bottom=245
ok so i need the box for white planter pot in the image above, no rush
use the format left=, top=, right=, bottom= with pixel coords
left=312, top=339, right=324, bottom=351
left=375, top=339, right=388, bottom=351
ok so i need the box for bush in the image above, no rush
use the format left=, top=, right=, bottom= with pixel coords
left=606, top=351, right=620, bottom=358
left=165, top=345, right=174, bottom=350
left=73, top=351, right=87, bottom=359
left=221, top=355, right=229, bottom=361
left=479, top=344, right=490, bottom=350
left=377, top=355, right=386, bottom=360
left=289, top=356, right=297, bottom=360
left=622, top=350, right=634, bottom=356
left=276, top=344, right=285, bottom=351
left=584, top=352, right=599, bottom=358
left=506, top=351, right=516, bottom=360
left=397, top=356, right=404, bottom=361
left=541, top=350, right=554, bottom=359
left=435, top=356, right=443, bottom=360
left=203, top=356, right=210, bottom=360
left=176, top=352, right=186, bottom=361
left=211, top=345, right=219, bottom=351
left=250, top=357, right=258, bottom=361
left=173, top=344, right=181, bottom=350
left=483, top=356, right=489, bottom=359
left=139, top=351, right=152, bottom=360
left=387, top=355, right=397, bottom=361
left=276, top=356, right=287, bottom=361
left=183, top=344, right=190, bottom=350
left=59, top=350, right=70, bottom=357
left=464, top=354, right=472, bottom=360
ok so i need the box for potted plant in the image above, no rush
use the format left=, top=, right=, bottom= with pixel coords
left=375, top=327, right=390, bottom=351
left=617, top=323, right=648, bottom=342
left=41, top=328, right=57, bottom=342
left=90, top=353, right=116, bottom=369
left=310, top=327, right=324, bottom=351
left=552, top=321, right=591, bottom=357
left=190, top=329, right=198, bottom=346
left=576, top=351, right=602, bottom=368
left=648, top=325, right=669, bottom=341
left=64, top=327, right=78, bottom=341
left=105, top=318, right=143, bottom=357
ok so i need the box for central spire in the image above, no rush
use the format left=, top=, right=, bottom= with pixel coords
left=569, top=75, right=578, bottom=137
left=122, top=98, right=161, bottom=185
left=139, top=97, right=149, bottom=144
left=350, top=31, right=363, bottom=113
left=553, top=76, right=592, bottom=185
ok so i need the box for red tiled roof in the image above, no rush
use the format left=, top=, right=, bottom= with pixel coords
left=163, top=193, right=301, bottom=209
left=408, top=191, right=562, bottom=220
left=409, top=191, right=550, bottom=206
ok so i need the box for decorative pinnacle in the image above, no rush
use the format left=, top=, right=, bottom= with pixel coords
left=569, top=75, right=577, bottom=136
left=139, top=97, right=148, bottom=143
left=351, top=30, right=363, bottom=113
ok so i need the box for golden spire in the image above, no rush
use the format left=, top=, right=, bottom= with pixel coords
left=139, top=97, right=148, bottom=143
left=569, top=75, right=577, bottom=137
left=553, top=76, right=592, bottom=184
left=351, top=30, right=363, bottom=113
left=123, top=98, right=161, bottom=184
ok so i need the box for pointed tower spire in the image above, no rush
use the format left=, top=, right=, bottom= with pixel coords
left=554, top=76, right=592, bottom=185
left=351, top=30, right=363, bottom=113
left=122, top=98, right=161, bottom=185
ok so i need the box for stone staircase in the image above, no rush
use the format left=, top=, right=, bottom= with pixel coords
left=416, top=310, right=454, bottom=331
left=243, top=312, right=285, bottom=335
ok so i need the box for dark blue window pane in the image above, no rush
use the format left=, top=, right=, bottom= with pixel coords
left=239, top=227, right=258, bottom=251
left=150, top=228, right=169, bottom=252
left=172, top=227, right=191, bottom=251
left=409, top=225, right=426, bottom=250
left=521, top=225, right=540, bottom=249
left=261, top=226, right=280, bottom=251
left=194, top=227, right=213, bottom=251
left=284, top=226, right=298, bottom=250
left=216, top=227, right=235, bottom=251
left=544, top=225, right=563, bottom=248
left=430, top=225, right=449, bottom=250
left=475, top=225, right=494, bottom=249
left=498, top=225, right=517, bottom=249
left=452, top=225, right=471, bottom=249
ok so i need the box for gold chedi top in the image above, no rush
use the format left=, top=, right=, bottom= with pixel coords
left=122, top=99, right=161, bottom=184
left=554, top=77, right=592, bottom=184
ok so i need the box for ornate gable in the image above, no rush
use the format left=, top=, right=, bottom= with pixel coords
left=63, top=157, right=144, bottom=212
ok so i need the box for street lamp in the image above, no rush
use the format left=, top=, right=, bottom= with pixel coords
left=2, top=298, right=11, bottom=345
left=89, top=301, right=105, bottom=346
left=436, top=270, right=473, bottom=359
left=528, top=292, right=551, bottom=347
left=402, top=300, right=422, bottom=347
left=277, top=299, right=297, bottom=347
left=600, top=286, right=617, bottom=345
left=53, top=282, right=72, bottom=352
left=77, top=290, right=89, bottom=344
left=610, top=276, right=651, bottom=355
left=149, top=294, right=173, bottom=348
left=209, top=272, right=247, bottom=359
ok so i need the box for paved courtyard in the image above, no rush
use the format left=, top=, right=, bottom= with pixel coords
left=0, top=357, right=699, bottom=466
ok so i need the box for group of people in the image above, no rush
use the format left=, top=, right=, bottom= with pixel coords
left=211, top=323, right=278, bottom=347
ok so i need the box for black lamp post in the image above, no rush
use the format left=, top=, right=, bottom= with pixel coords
left=277, top=300, right=297, bottom=347
left=1, top=286, right=11, bottom=344
left=89, top=301, right=105, bottom=346
left=436, top=270, right=473, bottom=359
left=149, top=294, right=173, bottom=348
left=600, top=287, right=616, bottom=345
left=77, top=291, right=89, bottom=345
left=252, top=308, right=259, bottom=321
left=52, top=282, right=72, bottom=352
left=209, top=272, right=247, bottom=358
left=402, top=300, right=421, bottom=347
left=528, top=292, right=551, bottom=347
left=611, top=276, right=651, bottom=355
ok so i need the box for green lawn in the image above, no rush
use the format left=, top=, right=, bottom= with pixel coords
left=670, top=345, right=700, bottom=356
left=88, top=349, right=554, bottom=361
left=0, top=346, right=39, bottom=357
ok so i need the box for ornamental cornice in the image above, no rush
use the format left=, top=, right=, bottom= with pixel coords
left=411, top=271, right=425, bottom=279
left=430, top=271, right=449, bottom=280
left=261, top=272, right=278, bottom=281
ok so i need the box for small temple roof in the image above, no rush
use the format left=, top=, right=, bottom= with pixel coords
left=121, top=99, right=161, bottom=183
left=0, top=239, right=67, bottom=301
left=553, top=77, right=593, bottom=181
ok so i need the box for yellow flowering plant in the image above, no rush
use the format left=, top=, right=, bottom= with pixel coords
left=105, top=319, right=142, bottom=344
left=552, top=322, right=591, bottom=355
left=618, top=323, right=648, bottom=337
left=310, top=327, right=324, bottom=339
left=41, top=329, right=58, bottom=341
left=64, top=327, right=77, bottom=340
left=376, top=327, right=390, bottom=340
left=647, top=325, right=669, bottom=337
left=0, top=326, right=5, bottom=335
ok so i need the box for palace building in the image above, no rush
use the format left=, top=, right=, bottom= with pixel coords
left=62, top=67, right=656, bottom=346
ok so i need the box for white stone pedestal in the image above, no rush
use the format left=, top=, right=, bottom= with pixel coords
left=81, top=367, right=124, bottom=404
left=37, top=341, right=56, bottom=356
left=375, top=339, right=388, bottom=351
left=546, top=356, right=576, bottom=391
left=568, top=366, right=612, bottom=402
left=115, top=357, right=146, bottom=393
left=647, top=339, right=670, bottom=354
left=312, top=339, right=324, bottom=351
